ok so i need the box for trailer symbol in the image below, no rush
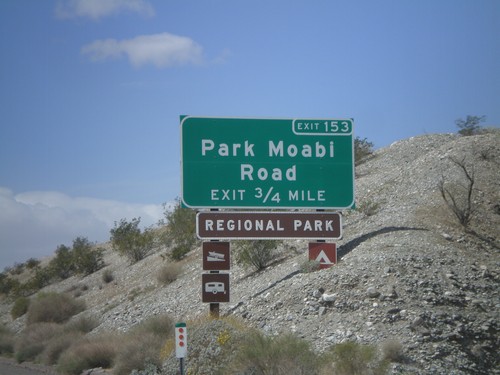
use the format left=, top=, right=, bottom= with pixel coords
left=202, top=273, right=230, bottom=303
left=205, top=282, right=226, bottom=294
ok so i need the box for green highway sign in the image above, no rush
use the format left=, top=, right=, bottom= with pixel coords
left=181, top=116, right=354, bottom=209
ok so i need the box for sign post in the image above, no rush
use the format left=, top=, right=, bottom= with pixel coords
left=180, top=116, right=354, bottom=317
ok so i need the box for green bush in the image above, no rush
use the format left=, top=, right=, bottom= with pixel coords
left=102, top=269, right=114, bottom=284
left=49, top=238, right=104, bottom=279
left=228, top=331, right=319, bottom=375
left=72, top=237, right=105, bottom=275
left=18, top=267, right=53, bottom=296
left=110, top=218, right=155, bottom=263
left=161, top=200, right=198, bottom=260
left=11, top=296, right=30, bottom=319
left=321, top=341, right=389, bottom=375
left=235, top=240, right=280, bottom=271
left=25, top=257, right=41, bottom=269
left=27, top=292, right=85, bottom=325
left=49, top=244, right=75, bottom=279
left=0, top=273, right=20, bottom=296
left=354, top=136, right=374, bottom=165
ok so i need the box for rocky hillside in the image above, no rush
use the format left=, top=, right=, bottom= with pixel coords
left=1, top=132, right=499, bottom=374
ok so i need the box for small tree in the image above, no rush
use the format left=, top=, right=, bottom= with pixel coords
left=161, top=200, right=198, bottom=260
left=354, top=136, right=374, bottom=165
left=110, top=217, right=155, bottom=263
left=456, top=115, right=485, bottom=136
left=438, top=156, right=476, bottom=228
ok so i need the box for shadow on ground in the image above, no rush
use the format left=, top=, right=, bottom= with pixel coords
left=338, top=226, right=428, bottom=260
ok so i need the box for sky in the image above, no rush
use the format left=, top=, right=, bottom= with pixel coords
left=0, top=0, right=499, bottom=270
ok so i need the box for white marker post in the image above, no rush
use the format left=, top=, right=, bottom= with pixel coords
left=175, top=322, right=187, bottom=375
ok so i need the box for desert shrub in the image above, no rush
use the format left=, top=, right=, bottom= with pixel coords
left=64, top=316, right=99, bottom=334
left=110, top=217, right=155, bottom=263
left=0, top=324, right=14, bottom=355
left=57, top=334, right=119, bottom=375
left=102, top=269, right=114, bottom=283
left=381, top=339, right=404, bottom=363
left=300, top=259, right=321, bottom=273
left=228, top=331, right=320, bottom=375
left=27, top=292, right=85, bottom=325
left=131, top=314, right=174, bottom=338
left=21, top=267, right=53, bottom=295
left=355, top=136, right=374, bottom=165
left=15, top=322, right=63, bottom=363
left=321, top=341, right=389, bottom=375
left=11, top=262, right=25, bottom=275
left=49, top=244, right=75, bottom=279
left=0, top=273, right=20, bottom=295
left=25, top=257, right=41, bottom=269
left=11, top=296, right=30, bottom=319
left=157, top=263, right=182, bottom=285
left=235, top=240, right=280, bottom=271
left=161, top=200, right=198, bottom=261
left=113, top=315, right=174, bottom=375
left=130, top=362, right=159, bottom=375
left=72, top=237, right=105, bottom=275
left=357, top=199, right=381, bottom=216
left=113, top=332, right=162, bottom=375
left=42, top=331, right=82, bottom=365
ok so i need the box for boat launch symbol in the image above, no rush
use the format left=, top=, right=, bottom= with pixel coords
left=207, top=251, right=225, bottom=262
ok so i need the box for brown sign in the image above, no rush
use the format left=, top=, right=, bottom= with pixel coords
left=197, top=211, right=342, bottom=240
left=309, top=242, right=337, bottom=269
left=203, top=242, right=230, bottom=270
left=202, top=273, right=230, bottom=303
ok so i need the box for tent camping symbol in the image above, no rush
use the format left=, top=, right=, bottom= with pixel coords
left=308, top=243, right=337, bottom=269
left=315, top=250, right=333, bottom=265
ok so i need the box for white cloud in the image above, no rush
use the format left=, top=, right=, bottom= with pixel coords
left=55, top=0, right=155, bottom=20
left=81, top=33, right=204, bottom=68
left=0, top=187, right=165, bottom=270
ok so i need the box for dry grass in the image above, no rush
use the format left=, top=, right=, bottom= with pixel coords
left=113, top=314, right=174, bottom=375
left=14, top=322, right=63, bottom=363
left=381, top=339, right=404, bottom=363
left=41, top=331, right=82, bottom=365
left=57, top=334, right=120, bottom=375
left=156, top=262, right=182, bottom=285
left=0, top=324, right=14, bottom=355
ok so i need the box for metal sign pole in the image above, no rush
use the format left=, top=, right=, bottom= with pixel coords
left=179, top=357, right=184, bottom=375
left=210, top=302, right=220, bottom=318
